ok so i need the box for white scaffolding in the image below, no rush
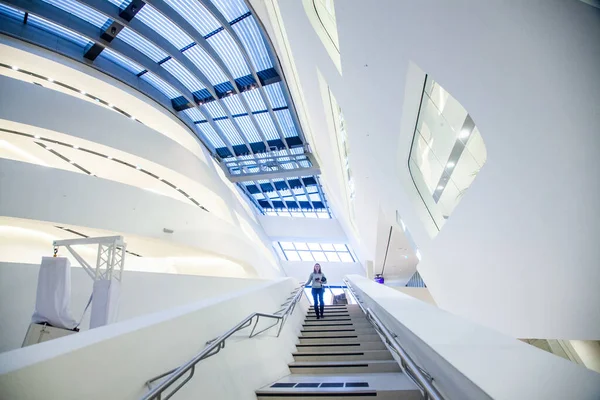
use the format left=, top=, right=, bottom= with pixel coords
left=53, top=235, right=126, bottom=328
left=53, top=235, right=126, bottom=282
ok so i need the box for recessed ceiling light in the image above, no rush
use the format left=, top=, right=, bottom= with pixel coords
left=459, top=129, right=470, bottom=139
left=108, top=103, right=113, bottom=108
left=46, top=147, right=52, bottom=151
left=107, top=156, right=113, bottom=160
left=12, top=66, right=18, bottom=71
left=80, top=90, right=86, bottom=95
left=69, top=160, right=75, bottom=164
left=175, top=187, right=179, bottom=190
left=136, top=165, right=141, bottom=170
left=48, top=77, right=54, bottom=82
left=73, top=145, right=79, bottom=149
left=437, top=185, right=444, bottom=190
left=446, top=162, right=455, bottom=169
left=34, top=135, right=40, bottom=139
left=130, top=116, right=135, bottom=120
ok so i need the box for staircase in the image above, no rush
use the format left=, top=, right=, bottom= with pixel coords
left=256, top=304, right=422, bottom=399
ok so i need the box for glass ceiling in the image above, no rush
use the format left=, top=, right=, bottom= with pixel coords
left=0, top=0, right=327, bottom=217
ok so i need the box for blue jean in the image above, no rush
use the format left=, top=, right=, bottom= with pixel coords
left=311, top=288, right=324, bottom=315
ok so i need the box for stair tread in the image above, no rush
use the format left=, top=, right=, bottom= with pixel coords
left=290, top=360, right=397, bottom=367
left=292, top=350, right=390, bottom=356
left=257, top=373, right=420, bottom=392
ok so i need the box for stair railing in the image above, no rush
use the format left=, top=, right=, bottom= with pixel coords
left=141, top=284, right=306, bottom=400
left=343, top=279, right=444, bottom=400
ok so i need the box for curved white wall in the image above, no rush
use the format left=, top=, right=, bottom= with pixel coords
left=266, top=0, right=600, bottom=338
left=0, top=159, right=280, bottom=277
left=0, top=39, right=283, bottom=278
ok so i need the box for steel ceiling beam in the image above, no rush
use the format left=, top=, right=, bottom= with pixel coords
left=198, top=0, right=291, bottom=151
left=228, top=166, right=320, bottom=182
left=144, top=0, right=271, bottom=152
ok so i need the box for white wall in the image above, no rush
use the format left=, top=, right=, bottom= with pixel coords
left=0, top=159, right=281, bottom=278
left=0, top=262, right=268, bottom=353
left=0, top=278, right=307, bottom=400
left=265, top=0, right=600, bottom=339
left=347, top=275, right=600, bottom=400
left=259, top=214, right=348, bottom=243
left=281, top=260, right=364, bottom=285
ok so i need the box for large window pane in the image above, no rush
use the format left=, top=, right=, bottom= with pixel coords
left=325, top=252, right=340, bottom=262
left=298, top=251, right=314, bottom=261
left=409, top=76, right=487, bottom=233
left=285, top=250, right=300, bottom=261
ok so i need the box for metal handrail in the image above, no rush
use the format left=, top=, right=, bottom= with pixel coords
left=141, top=284, right=306, bottom=400
left=343, top=279, right=444, bottom=400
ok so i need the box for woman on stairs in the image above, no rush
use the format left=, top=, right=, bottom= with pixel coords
left=306, top=263, right=327, bottom=319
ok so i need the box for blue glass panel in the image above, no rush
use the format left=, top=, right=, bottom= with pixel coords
left=222, top=95, right=246, bottom=115
left=235, top=115, right=262, bottom=143
left=182, top=107, right=205, bottom=122
left=242, top=88, right=266, bottom=112
left=254, top=112, right=279, bottom=141
left=141, top=71, right=181, bottom=99
left=197, top=122, right=226, bottom=148
left=290, top=147, right=304, bottom=154
left=135, top=4, right=193, bottom=50
left=215, top=119, right=245, bottom=145
left=263, top=82, right=286, bottom=109
left=299, top=160, right=311, bottom=168
left=202, top=102, right=227, bottom=118
left=41, top=0, right=111, bottom=28
left=182, top=45, right=228, bottom=85
left=206, top=30, right=249, bottom=78
left=209, top=0, right=249, bottom=21
left=28, top=15, right=91, bottom=47
left=105, top=0, right=132, bottom=9
left=275, top=109, right=297, bottom=138
left=117, top=27, right=168, bottom=63
left=231, top=16, right=272, bottom=71
left=161, top=58, right=205, bottom=91
left=0, top=3, right=24, bottom=20
left=98, top=48, right=145, bottom=74
left=164, top=0, right=220, bottom=37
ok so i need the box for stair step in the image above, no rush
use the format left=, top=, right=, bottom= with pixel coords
left=256, top=373, right=421, bottom=400
left=299, top=334, right=381, bottom=344
left=300, top=328, right=376, bottom=337
left=302, top=324, right=373, bottom=331
left=289, top=360, right=401, bottom=374
left=292, top=350, right=393, bottom=362
left=303, top=320, right=366, bottom=326
left=295, top=342, right=388, bottom=352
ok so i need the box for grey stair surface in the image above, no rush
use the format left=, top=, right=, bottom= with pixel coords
left=256, top=304, right=422, bottom=399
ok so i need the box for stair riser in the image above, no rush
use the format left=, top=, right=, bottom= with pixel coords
left=295, top=342, right=387, bottom=352
left=257, top=391, right=420, bottom=400
left=292, top=352, right=393, bottom=362
left=303, top=321, right=371, bottom=327
left=302, top=325, right=373, bottom=331
left=289, top=363, right=401, bottom=374
left=298, top=335, right=381, bottom=344
left=300, top=328, right=376, bottom=337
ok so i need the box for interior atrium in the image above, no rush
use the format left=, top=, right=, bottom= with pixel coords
left=0, top=0, right=599, bottom=399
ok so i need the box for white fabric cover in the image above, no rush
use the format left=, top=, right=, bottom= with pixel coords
left=90, top=279, right=120, bottom=328
left=31, top=257, right=77, bottom=330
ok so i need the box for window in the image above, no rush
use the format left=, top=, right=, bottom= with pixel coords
left=324, top=85, right=358, bottom=233
left=409, top=76, right=487, bottom=232
left=277, top=242, right=355, bottom=263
